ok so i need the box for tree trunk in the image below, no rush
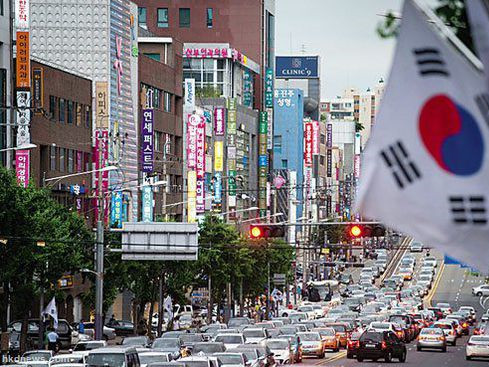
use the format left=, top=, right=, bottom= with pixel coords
left=132, top=299, right=138, bottom=336
left=147, top=301, right=154, bottom=339
left=19, top=315, right=29, bottom=355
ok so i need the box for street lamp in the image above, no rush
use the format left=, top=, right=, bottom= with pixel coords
left=0, top=142, right=37, bottom=152
left=218, top=206, right=259, bottom=217
left=43, top=165, right=118, bottom=187
left=241, top=212, right=284, bottom=224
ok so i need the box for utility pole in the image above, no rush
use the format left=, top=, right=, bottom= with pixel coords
left=162, top=141, right=168, bottom=221
left=95, top=132, right=104, bottom=340
left=207, top=274, right=212, bottom=325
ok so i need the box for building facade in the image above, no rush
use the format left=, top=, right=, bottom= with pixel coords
left=0, top=0, right=11, bottom=166
left=133, top=0, right=275, bottom=110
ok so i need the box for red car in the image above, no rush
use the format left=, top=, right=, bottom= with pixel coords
left=346, top=330, right=364, bottom=359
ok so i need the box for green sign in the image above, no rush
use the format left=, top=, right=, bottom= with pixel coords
left=265, top=68, right=274, bottom=108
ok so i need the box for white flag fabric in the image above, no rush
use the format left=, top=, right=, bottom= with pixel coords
left=356, top=0, right=489, bottom=271
left=466, top=0, right=489, bottom=89
left=163, top=296, right=173, bottom=320
left=42, top=297, right=58, bottom=329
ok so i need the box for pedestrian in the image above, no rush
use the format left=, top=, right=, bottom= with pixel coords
left=46, top=328, right=59, bottom=353
left=79, top=319, right=85, bottom=334
left=109, top=314, right=116, bottom=325
left=173, top=317, right=180, bottom=330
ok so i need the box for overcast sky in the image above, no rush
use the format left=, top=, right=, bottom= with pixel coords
left=275, top=0, right=404, bottom=100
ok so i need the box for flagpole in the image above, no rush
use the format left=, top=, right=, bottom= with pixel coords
left=411, top=0, right=483, bottom=71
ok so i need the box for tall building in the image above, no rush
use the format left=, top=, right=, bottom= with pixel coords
left=0, top=1, right=12, bottom=166
left=133, top=0, right=275, bottom=109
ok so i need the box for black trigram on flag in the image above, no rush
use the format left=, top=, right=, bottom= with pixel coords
left=449, top=196, right=487, bottom=225
left=380, top=141, right=422, bottom=189
left=413, top=48, right=450, bottom=77
left=475, top=93, right=489, bottom=128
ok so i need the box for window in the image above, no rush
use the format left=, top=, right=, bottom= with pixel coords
left=273, top=135, right=282, bottom=153
left=67, top=100, right=74, bottom=124
left=49, top=96, right=57, bottom=120
left=155, top=131, right=162, bottom=152
left=281, top=159, right=288, bottom=169
left=179, top=8, right=190, bottom=28
left=76, top=103, right=82, bottom=126
left=164, top=92, right=171, bottom=112
left=138, top=7, right=147, bottom=28
left=320, top=134, right=326, bottom=144
left=85, top=106, right=91, bottom=128
left=59, top=98, right=65, bottom=123
left=144, top=53, right=160, bottom=61
left=206, top=8, right=213, bottom=28
left=68, top=149, right=74, bottom=173
left=320, top=155, right=325, bottom=166
left=157, top=8, right=168, bottom=28
left=50, top=146, right=56, bottom=171
left=59, top=148, right=65, bottom=172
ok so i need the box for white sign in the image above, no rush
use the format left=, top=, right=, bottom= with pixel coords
left=15, top=0, right=30, bottom=30
left=16, top=91, right=30, bottom=146
left=184, top=78, right=195, bottom=108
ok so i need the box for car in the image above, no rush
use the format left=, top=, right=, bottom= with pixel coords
left=192, top=342, right=226, bottom=355
left=397, top=268, right=413, bottom=281
left=367, top=322, right=396, bottom=333
left=242, top=328, right=268, bottom=344
left=346, top=330, right=363, bottom=359
left=296, top=332, right=325, bottom=358
left=436, top=303, right=452, bottom=316
left=356, top=331, right=407, bottom=363
left=228, top=317, right=253, bottom=329
left=138, top=352, right=172, bottom=367
left=9, top=319, right=75, bottom=349
left=79, top=322, right=117, bottom=341
left=85, top=347, right=140, bottom=367
left=324, top=323, right=349, bottom=348
left=178, top=356, right=221, bottom=367
left=122, top=335, right=150, bottom=347
left=288, top=312, right=308, bottom=324
left=466, top=335, right=489, bottom=360
left=297, top=305, right=317, bottom=320
left=232, top=344, right=275, bottom=367
left=22, top=350, right=54, bottom=362
left=417, top=327, right=447, bottom=352
left=473, top=284, right=489, bottom=297
left=214, top=333, right=246, bottom=349
left=432, top=321, right=457, bottom=346
left=213, top=352, right=249, bottom=367
left=71, top=340, right=107, bottom=353
left=458, top=306, right=476, bottom=323
left=152, top=338, right=183, bottom=360
left=446, top=314, right=469, bottom=335
left=312, top=327, right=340, bottom=352
left=410, top=242, right=423, bottom=252
left=264, top=339, right=293, bottom=364
left=105, top=319, right=135, bottom=336
left=50, top=353, right=86, bottom=365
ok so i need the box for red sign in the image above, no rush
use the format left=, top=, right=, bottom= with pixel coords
left=15, top=150, right=29, bottom=188
left=187, top=114, right=205, bottom=173
left=312, top=120, right=320, bottom=155
left=304, top=121, right=313, bottom=167
left=196, top=118, right=206, bottom=179
left=93, top=130, right=109, bottom=224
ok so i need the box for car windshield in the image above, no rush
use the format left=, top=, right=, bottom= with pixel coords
left=371, top=323, right=389, bottom=329
left=360, top=332, right=383, bottom=342
left=266, top=340, right=288, bottom=349
left=232, top=350, right=258, bottom=360
left=279, top=327, right=296, bottom=334
left=139, top=354, right=169, bottom=364
left=318, top=329, right=335, bottom=336
left=299, top=306, right=313, bottom=312
left=122, top=337, right=146, bottom=346
left=215, top=355, right=243, bottom=364
left=215, top=335, right=243, bottom=343
left=86, top=353, right=125, bottom=367
left=470, top=337, right=489, bottom=343
left=51, top=355, right=84, bottom=365
left=180, top=334, right=202, bottom=343
left=434, top=323, right=452, bottom=330
left=420, top=329, right=443, bottom=335
left=193, top=344, right=224, bottom=354
left=181, top=361, right=209, bottom=367
left=327, top=325, right=346, bottom=333
left=298, top=333, right=320, bottom=341
left=153, top=338, right=180, bottom=348
left=24, top=352, right=52, bottom=361
left=74, top=342, right=105, bottom=351
left=243, top=329, right=265, bottom=338
left=228, top=319, right=249, bottom=327
left=437, top=303, right=450, bottom=308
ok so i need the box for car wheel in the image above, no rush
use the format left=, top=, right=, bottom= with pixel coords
left=466, top=356, right=471, bottom=360
left=346, top=353, right=353, bottom=359
left=385, top=351, right=392, bottom=363
left=399, top=351, right=406, bottom=363
left=442, top=347, right=447, bottom=353
left=477, top=292, right=482, bottom=297
left=451, top=340, right=456, bottom=346
left=357, top=357, right=364, bottom=362
left=417, top=346, right=421, bottom=351
left=104, top=335, right=109, bottom=341
left=333, top=346, right=339, bottom=353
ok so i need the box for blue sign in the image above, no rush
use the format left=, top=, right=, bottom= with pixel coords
left=122, top=194, right=128, bottom=223
left=110, top=192, right=123, bottom=228
left=259, top=155, right=268, bottom=167
left=142, top=185, right=153, bottom=222
left=69, top=184, right=86, bottom=195
left=276, top=56, right=319, bottom=79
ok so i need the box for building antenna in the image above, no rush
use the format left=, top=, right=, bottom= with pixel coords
left=300, top=44, right=307, bottom=54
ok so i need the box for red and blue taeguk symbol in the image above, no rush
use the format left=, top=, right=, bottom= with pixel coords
left=418, top=94, right=485, bottom=176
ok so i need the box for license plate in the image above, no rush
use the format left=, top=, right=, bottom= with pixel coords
left=366, top=344, right=376, bottom=348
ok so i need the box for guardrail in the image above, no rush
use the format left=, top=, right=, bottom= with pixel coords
left=379, top=237, right=411, bottom=283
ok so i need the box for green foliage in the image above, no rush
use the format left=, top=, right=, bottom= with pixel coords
left=196, top=86, right=222, bottom=98
left=355, top=122, right=364, bottom=132
left=0, top=167, right=92, bottom=328
left=376, top=11, right=400, bottom=39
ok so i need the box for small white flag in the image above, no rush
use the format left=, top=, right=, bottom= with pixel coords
left=466, top=0, right=489, bottom=90
left=163, top=296, right=173, bottom=320
left=43, top=297, right=58, bottom=329
left=356, top=0, right=489, bottom=271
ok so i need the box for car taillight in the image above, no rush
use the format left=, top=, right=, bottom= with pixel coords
left=449, top=330, right=454, bottom=335
left=397, top=331, right=403, bottom=338
left=474, top=329, right=480, bottom=335
left=381, top=341, right=387, bottom=349
left=437, top=336, right=445, bottom=341
left=467, top=342, right=476, bottom=346
left=463, top=323, right=468, bottom=328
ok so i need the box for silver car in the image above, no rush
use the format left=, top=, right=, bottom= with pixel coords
left=466, top=335, right=489, bottom=360
left=417, top=328, right=446, bottom=352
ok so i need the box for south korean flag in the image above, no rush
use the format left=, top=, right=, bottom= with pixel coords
left=356, top=0, right=489, bottom=271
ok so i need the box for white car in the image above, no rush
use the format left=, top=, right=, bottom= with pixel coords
left=473, top=284, right=489, bottom=297
left=297, top=305, right=317, bottom=320
left=214, top=333, right=245, bottom=349
left=242, top=328, right=268, bottom=344
left=367, top=322, right=396, bottom=333
left=466, top=335, right=489, bottom=360
left=410, top=242, right=423, bottom=252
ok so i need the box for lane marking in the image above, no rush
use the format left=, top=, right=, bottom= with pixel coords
left=314, top=351, right=347, bottom=365
left=425, top=262, right=445, bottom=307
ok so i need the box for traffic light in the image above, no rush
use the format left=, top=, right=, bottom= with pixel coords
left=249, top=224, right=285, bottom=239
left=349, top=225, right=363, bottom=238
left=346, top=224, right=386, bottom=238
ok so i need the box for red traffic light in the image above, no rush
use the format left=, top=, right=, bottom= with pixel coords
left=349, top=225, right=363, bottom=238
left=250, top=225, right=263, bottom=239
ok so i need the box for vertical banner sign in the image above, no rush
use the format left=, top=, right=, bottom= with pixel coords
left=214, top=107, right=225, bottom=136
left=196, top=179, right=205, bottom=213
left=187, top=114, right=201, bottom=170
left=258, top=111, right=268, bottom=217
left=266, top=108, right=273, bottom=150
left=187, top=170, right=197, bottom=223
left=304, top=120, right=313, bottom=167
left=196, top=116, right=206, bottom=178
left=141, top=109, right=154, bottom=172
left=354, top=155, right=361, bottom=179
left=111, top=192, right=123, bottom=228
left=142, top=185, right=153, bottom=222
left=15, top=0, right=30, bottom=29
left=94, top=130, right=109, bottom=223
left=227, top=98, right=237, bottom=208
left=214, top=141, right=224, bottom=171
left=243, top=70, right=252, bottom=107
left=32, top=68, right=43, bottom=111
left=184, top=78, right=195, bottom=108
left=265, top=68, right=274, bottom=108
left=16, top=32, right=30, bottom=89
left=326, top=123, right=332, bottom=177
left=95, top=82, right=109, bottom=129
left=312, top=120, right=320, bottom=155
left=16, top=91, right=30, bottom=146
left=15, top=150, right=30, bottom=188
left=213, top=172, right=222, bottom=204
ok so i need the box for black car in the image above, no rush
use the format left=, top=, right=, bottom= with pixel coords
left=356, top=331, right=407, bottom=363
left=106, top=319, right=135, bottom=336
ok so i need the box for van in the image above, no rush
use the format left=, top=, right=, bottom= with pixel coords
left=86, top=347, right=140, bottom=367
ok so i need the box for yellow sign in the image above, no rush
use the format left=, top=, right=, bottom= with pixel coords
left=187, top=171, right=197, bottom=223
left=214, top=141, right=224, bottom=172
left=95, top=82, right=109, bottom=128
